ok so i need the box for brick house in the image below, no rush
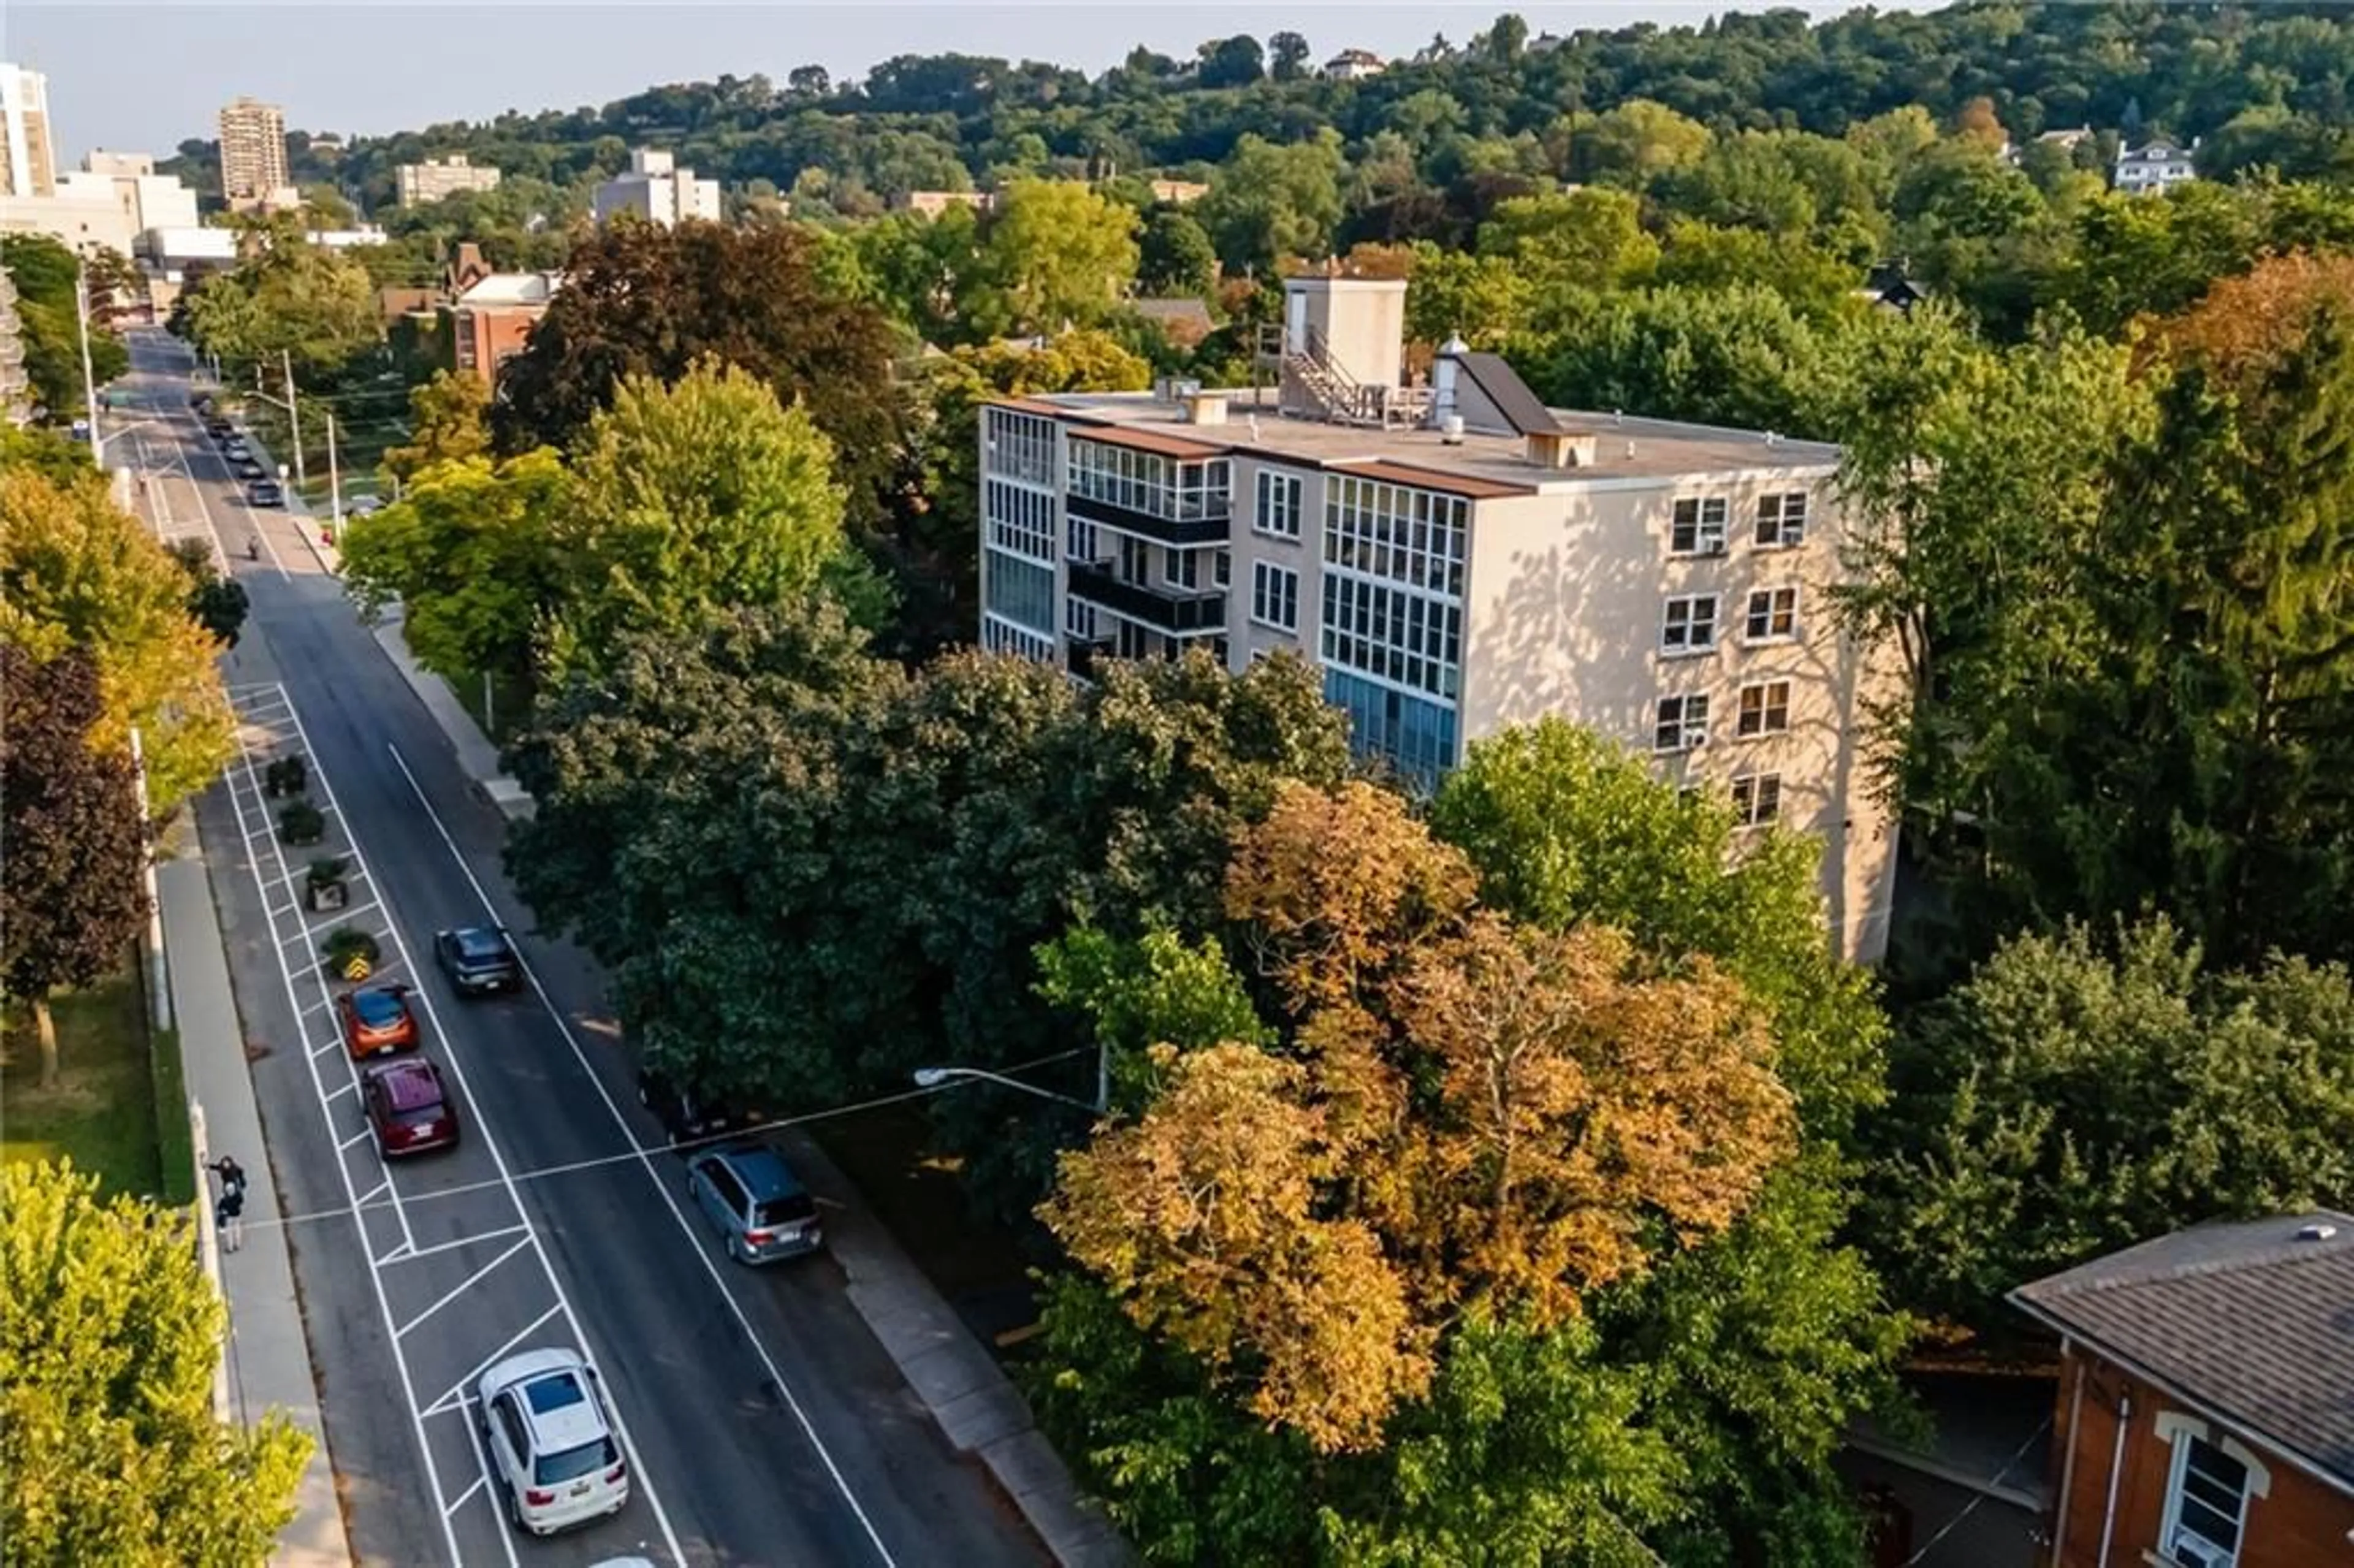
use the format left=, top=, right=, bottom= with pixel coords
left=2010, top=1211, right=2354, bottom=1568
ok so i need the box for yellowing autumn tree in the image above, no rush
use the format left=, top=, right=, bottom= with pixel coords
left=1048, top=781, right=1797, bottom=1451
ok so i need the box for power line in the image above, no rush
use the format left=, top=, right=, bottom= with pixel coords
left=235, top=1045, right=1094, bottom=1239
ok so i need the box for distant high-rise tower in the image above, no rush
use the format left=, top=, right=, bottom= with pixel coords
left=0, top=64, right=58, bottom=198
left=218, top=96, right=290, bottom=204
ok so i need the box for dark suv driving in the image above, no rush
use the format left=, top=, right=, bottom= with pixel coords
left=434, top=926, right=520, bottom=995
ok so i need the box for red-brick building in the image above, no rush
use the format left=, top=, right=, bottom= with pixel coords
left=440, top=272, right=559, bottom=389
left=2011, top=1212, right=2354, bottom=1568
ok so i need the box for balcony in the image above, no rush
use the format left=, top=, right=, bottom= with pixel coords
left=1066, top=560, right=1227, bottom=635
left=1066, top=637, right=1115, bottom=682
left=1064, top=491, right=1229, bottom=548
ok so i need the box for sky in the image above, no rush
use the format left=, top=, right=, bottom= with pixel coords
left=7, top=2, right=1889, bottom=161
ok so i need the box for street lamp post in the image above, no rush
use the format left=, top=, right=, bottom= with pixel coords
left=74, top=256, right=104, bottom=469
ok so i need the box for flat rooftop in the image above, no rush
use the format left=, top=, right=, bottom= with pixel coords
left=1021, top=389, right=1841, bottom=494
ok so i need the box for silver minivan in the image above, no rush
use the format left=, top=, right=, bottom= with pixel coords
left=685, top=1143, right=821, bottom=1265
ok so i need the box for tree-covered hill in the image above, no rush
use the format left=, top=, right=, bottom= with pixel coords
left=168, top=4, right=2354, bottom=217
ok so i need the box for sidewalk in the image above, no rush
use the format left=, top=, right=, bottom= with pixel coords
left=159, top=828, right=353, bottom=1568
left=379, top=615, right=1130, bottom=1566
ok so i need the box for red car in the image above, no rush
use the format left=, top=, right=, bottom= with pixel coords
left=338, top=984, right=418, bottom=1060
left=362, top=1059, right=459, bottom=1157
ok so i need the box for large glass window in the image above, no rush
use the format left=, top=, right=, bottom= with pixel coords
left=1670, top=497, right=1728, bottom=555
left=1754, top=490, right=1809, bottom=548
left=1067, top=437, right=1232, bottom=522
left=983, top=550, right=1055, bottom=636
left=1661, top=595, right=1720, bottom=655
left=981, top=615, right=1055, bottom=663
left=983, top=407, right=1057, bottom=486
left=1655, top=694, right=1709, bottom=752
left=985, top=478, right=1055, bottom=565
left=1320, top=476, right=1467, bottom=701
left=1736, top=680, right=1792, bottom=737
left=1324, top=668, right=1458, bottom=790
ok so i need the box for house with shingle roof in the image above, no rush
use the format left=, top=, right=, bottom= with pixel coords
left=2009, top=1211, right=2354, bottom=1568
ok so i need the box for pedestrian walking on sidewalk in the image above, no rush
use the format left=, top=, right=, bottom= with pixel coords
left=209, top=1155, right=248, bottom=1253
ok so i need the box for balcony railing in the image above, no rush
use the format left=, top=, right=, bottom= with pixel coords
left=1064, top=491, right=1230, bottom=547
left=1066, top=560, right=1227, bottom=634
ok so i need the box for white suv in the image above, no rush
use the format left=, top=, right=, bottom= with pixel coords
left=476, top=1349, right=629, bottom=1535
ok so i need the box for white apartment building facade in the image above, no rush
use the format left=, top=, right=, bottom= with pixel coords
left=977, top=276, right=1903, bottom=962
left=0, top=64, right=56, bottom=198
left=398, top=154, right=501, bottom=207
left=592, top=148, right=720, bottom=227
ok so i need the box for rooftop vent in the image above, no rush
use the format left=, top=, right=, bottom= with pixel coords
left=1440, top=414, right=1466, bottom=445
left=1180, top=390, right=1228, bottom=427
left=2298, top=1222, right=2339, bottom=1243
left=1524, top=430, right=1598, bottom=470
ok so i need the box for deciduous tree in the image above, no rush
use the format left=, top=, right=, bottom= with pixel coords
left=0, top=1161, right=311, bottom=1561
left=0, top=470, right=234, bottom=812
left=165, top=538, right=249, bottom=650
left=381, top=370, right=490, bottom=486
left=0, top=648, right=147, bottom=1087
left=973, top=179, right=1140, bottom=337
left=492, top=220, right=904, bottom=528
left=339, top=448, right=571, bottom=695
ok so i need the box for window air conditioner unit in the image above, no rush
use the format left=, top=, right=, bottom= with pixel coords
left=1686, top=729, right=1710, bottom=750
left=1702, top=539, right=1728, bottom=557
left=2169, top=1541, right=2226, bottom=1568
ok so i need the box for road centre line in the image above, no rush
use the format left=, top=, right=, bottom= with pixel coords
left=386, top=739, right=901, bottom=1568
left=275, top=704, right=686, bottom=1567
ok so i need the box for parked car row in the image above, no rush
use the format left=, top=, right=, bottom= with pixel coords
left=195, top=399, right=283, bottom=506
left=335, top=925, right=816, bottom=1536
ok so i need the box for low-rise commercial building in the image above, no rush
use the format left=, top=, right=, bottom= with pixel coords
left=976, top=274, right=1903, bottom=962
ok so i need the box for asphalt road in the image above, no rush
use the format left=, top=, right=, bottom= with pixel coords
left=119, top=332, right=1043, bottom=1568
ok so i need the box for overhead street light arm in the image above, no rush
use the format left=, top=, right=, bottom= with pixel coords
left=911, top=1065, right=1103, bottom=1114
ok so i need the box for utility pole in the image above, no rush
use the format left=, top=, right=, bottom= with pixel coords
left=74, top=256, right=104, bottom=469
left=279, top=348, right=307, bottom=490
left=326, top=413, right=343, bottom=543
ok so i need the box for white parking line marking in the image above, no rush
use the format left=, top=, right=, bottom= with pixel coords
left=421, top=1304, right=564, bottom=1417
left=324, top=1082, right=356, bottom=1106
left=379, top=1225, right=530, bottom=1268
left=395, top=1238, right=533, bottom=1341
left=223, top=723, right=462, bottom=1564
left=267, top=699, right=688, bottom=1567
left=387, top=739, right=901, bottom=1567
left=443, top=1475, right=487, bottom=1518
left=338, top=1128, right=375, bottom=1154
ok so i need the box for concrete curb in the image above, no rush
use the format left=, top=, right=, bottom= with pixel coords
left=159, top=833, right=355, bottom=1567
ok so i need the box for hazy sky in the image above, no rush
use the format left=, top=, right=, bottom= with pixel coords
left=9, top=2, right=1875, bottom=161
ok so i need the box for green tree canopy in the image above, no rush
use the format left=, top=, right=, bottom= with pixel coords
left=0, top=1161, right=311, bottom=1562
left=381, top=370, right=491, bottom=486
left=492, top=219, right=905, bottom=529
left=1198, top=132, right=1346, bottom=272
left=0, top=470, right=234, bottom=812
left=1866, top=916, right=2354, bottom=1333
left=973, top=179, right=1140, bottom=337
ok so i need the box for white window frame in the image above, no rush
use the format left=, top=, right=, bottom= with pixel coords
left=1660, top=594, right=1720, bottom=656
left=1735, top=679, right=1791, bottom=737
left=1731, top=772, right=1781, bottom=826
left=1653, top=694, right=1709, bottom=753
left=1165, top=547, right=1202, bottom=590
left=1251, top=560, right=1300, bottom=633
left=1254, top=470, right=1303, bottom=539
left=2158, top=1426, right=2263, bottom=1568
left=1754, top=490, right=1808, bottom=549
left=1669, top=497, right=1729, bottom=555
left=1744, top=586, right=1799, bottom=643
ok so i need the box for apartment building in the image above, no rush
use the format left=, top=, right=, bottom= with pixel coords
left=218, top=96, right=291, bottom=206
left=592, top=148, right=720, bottom=227
left=397, top=153, right=501, bottom=207
left=0, top=64, right=56, bottom=198
left=977, top=274, right=1901, bottom=962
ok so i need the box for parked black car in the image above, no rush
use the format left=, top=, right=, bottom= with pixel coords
left=233, top=457, right=265, bottom=480
left=246, top=479, right=283, bottom=507
left=638, top=1065, right=764, bottom=1147
left=433, top=926, right=520, bottom=995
